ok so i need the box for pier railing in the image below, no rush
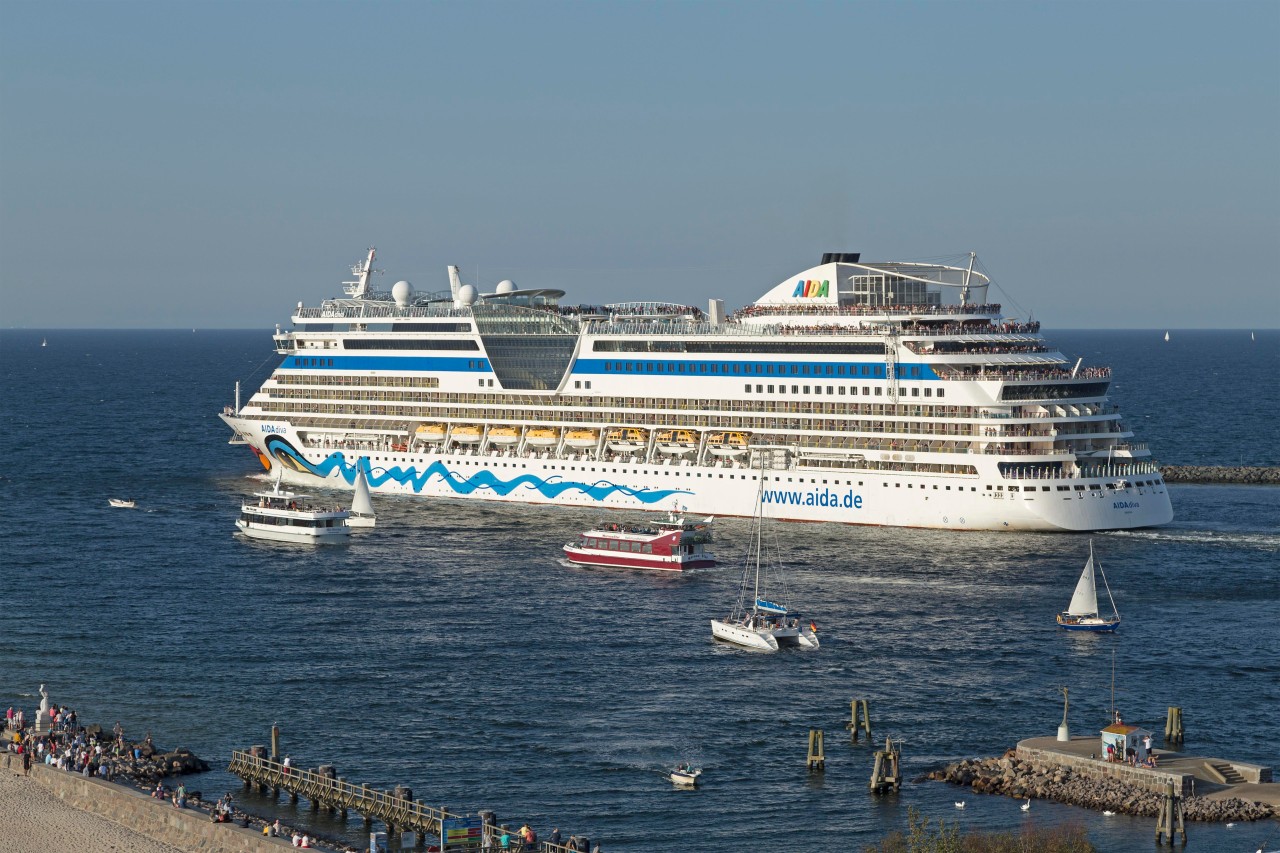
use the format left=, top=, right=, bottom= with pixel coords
left=228, top=750, right=582, bottom=851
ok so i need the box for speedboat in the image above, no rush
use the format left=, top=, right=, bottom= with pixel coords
left=236, top=472, right=350, bottom=544
left=670, top=764, right=701, bottom=787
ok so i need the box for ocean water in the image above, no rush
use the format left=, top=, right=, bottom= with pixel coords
left=1, top=328, right=1277, bottom=853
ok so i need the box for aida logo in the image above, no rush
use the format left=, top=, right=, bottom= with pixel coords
left=791, top=279, right=830, bottom=298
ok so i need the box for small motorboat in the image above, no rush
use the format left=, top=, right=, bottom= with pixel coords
left=108, top=498, right=137, bottom=508
left=670, top=764, right=701, bottom=787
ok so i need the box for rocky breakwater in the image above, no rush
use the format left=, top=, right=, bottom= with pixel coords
left=1162, top=465, right=1280, bottom=485
left=926, top=750, right=1276, bottom=822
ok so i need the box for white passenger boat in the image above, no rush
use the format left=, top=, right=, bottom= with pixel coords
left=108, top=498, right=136, bottom=508
left=235, top=474, right=350, bottom=544
left=219, top=248, right=1173, bottom=533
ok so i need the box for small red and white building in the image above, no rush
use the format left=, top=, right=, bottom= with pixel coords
left=563, top=514, right=715, bottom=571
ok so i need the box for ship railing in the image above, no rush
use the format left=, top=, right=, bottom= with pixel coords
left=728, top=302, right=1002, bottom=320
left=300, top=303, right=475, bottom=320
left=999, top=461, right=1162, bottom=480
left=936, top=366, right=1112, bottom=381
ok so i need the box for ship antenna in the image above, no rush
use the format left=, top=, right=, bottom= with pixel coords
left=960, top=251, right=976, bottom=305
left=343, top=247, right=380, bottom=299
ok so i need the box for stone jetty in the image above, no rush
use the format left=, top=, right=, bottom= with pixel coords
left=1161, top=465, right=1280, bottom=485
left=926, top=749, right=1276, bottom=822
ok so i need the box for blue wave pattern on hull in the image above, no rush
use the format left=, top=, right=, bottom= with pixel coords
left=265, top=438, right=693, bottom=504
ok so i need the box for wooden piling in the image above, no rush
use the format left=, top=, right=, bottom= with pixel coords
left=869, top=736, right=901, bottom=794
left=1165, top=707, right=1184, bottom=745
left=807, top=729, right=825, bottom=771
left=270, top=725, right=280, bottom=762
left=1155, top=780, right=1187, bottom=845
left=845, top=698, right=872, bottom=742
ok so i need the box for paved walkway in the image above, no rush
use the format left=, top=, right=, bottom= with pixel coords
left=1019, top=735, right=1280, bottom=807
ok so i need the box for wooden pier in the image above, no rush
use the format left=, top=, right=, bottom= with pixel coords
left=228, top=750, right=584, bottom=851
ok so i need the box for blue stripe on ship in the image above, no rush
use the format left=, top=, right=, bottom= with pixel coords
left=281, top=354, right=938, bottom=379
left=265, top=438, right=693, bottom=504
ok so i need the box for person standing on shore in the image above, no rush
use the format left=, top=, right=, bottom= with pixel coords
left=22, top=749, right=32, bottom=776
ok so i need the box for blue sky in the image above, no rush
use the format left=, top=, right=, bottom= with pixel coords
left=2, top=0, right=1276, bottom=328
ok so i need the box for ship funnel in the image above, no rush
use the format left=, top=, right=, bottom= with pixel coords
left=708, top=298, right=725, bottom=326
left=447, top=265, right=463, bottom=301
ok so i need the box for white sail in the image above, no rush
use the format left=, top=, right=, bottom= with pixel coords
left=348, top=466, right=377, bottom=527
left=1066, top=551, right=1100, bottom=616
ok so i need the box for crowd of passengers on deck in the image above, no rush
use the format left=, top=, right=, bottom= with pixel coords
left=730, top=302, right=1001, bottom=320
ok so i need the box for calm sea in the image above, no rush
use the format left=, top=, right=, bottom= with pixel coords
left=1, top=328, right=1277, bottom=853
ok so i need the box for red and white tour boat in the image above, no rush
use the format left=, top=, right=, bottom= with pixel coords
left=563, top=513, right=715, bottom=571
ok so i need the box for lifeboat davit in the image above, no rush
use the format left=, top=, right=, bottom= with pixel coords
left=525, top=428, right=560, bottom=447
left=655, top=429, right=698, bottom=455
left=706, top=431, right=749, bottom=457
left=606, top=427, right=648, bottom=453
left=488, top=426, right=520, bottom=445
left=564, top=428, right=600, bottom=449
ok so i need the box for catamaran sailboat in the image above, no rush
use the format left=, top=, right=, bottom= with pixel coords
left=1056, top=540, right=1120, bottom=632
left=711, top=465, right=819, bottom=652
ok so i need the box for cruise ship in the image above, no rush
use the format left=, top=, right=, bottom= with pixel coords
left=219, top=249, right=1173, bottom=532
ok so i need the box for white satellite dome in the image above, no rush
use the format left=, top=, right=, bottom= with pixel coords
left=391, top=280, right=414, bottom=307
left=496, top=279, right=517, bottom=294
left=455, top=284, right=478, bottom=307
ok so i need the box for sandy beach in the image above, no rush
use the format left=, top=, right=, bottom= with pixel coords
left=0, top=764, right=187, bottom=853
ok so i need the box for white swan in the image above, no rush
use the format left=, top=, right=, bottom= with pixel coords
left=1103, top=810, right=1115, bottom=816
left=954, top=801, right=965, bottom=809
left=1021, top=798, right=1031, bottom=811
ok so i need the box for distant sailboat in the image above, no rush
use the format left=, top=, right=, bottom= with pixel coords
left=1251, top=331, right=1256, bottom=341
left=347, top=465, right=377, bottom=528
left=41, top=337, right=47, bottom=347
left=1163, top=331, right=1170, bottom=342
left=1056, top=540, right=1120, bottom=632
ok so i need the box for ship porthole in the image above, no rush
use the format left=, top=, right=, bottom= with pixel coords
left=942, top=516, right=949, bottom=523
left=959, top=517, right=965, bottom=524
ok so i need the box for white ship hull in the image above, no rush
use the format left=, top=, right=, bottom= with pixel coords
left=222, top=416, right=1172, bottom=532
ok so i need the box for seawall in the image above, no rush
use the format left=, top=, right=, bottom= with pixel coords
left=5, top=753, right=291, bottom=853
left=1162, top=466, right=1280, bottom=485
